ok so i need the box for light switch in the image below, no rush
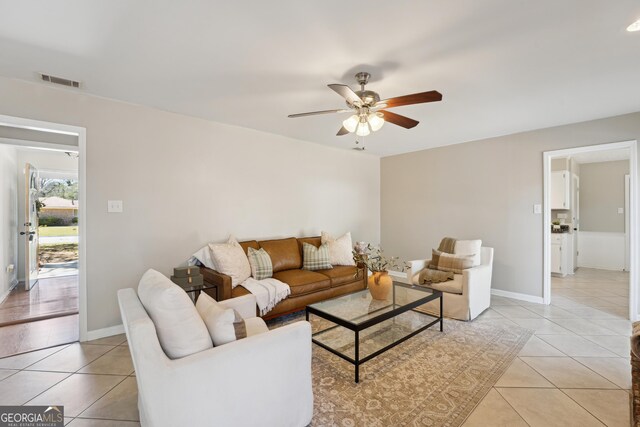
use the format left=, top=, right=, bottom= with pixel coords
left=107, top=200, right=123, bottom=213
left=533, top=204, right=542, bottom=214
left=618, top=207, right=624, bottom=214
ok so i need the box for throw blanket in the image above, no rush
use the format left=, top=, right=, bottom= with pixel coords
left=240, top=277, right=290, bottom=316
left=418, top=268, right=454, bottom=285
left=438, top=237, right=457, bottom=254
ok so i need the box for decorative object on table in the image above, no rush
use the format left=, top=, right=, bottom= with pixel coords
left=354, top=244, right=405, bottom=300
left=170, top=267, right=204, bottom=287
left=354, top=241, right=368, bottom=255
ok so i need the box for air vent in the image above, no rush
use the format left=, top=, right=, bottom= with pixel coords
left=40, top=73, right=81, bottom=88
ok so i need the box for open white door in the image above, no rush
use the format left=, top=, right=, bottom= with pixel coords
left=626, top=174, right=631, bottom=272
left=22, top=163, right=39, bottom=290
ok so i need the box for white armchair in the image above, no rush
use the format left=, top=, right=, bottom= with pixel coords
left=118, top=289, right=313, bottom=427
left=407, top=247, right=494, bottom=321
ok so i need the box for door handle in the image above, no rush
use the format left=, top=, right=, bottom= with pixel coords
left=20, top=231, right=36, bottom=235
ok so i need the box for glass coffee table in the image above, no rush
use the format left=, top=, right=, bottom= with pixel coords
left=306, top=281, right=443, bottom=383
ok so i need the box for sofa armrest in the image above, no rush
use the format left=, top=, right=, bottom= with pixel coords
left=145, top=322, right=313, bottom=427
left=200, top=266, right=232, bottom=300
left=408, top=259, right=431, bottom=285
left=218, top=294, right=257, bottom=319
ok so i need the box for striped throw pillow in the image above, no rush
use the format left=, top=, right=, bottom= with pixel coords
left=429, top=249, right=475, bottom=274
left=302, top=242, right=333, bottom=271
left=247, top=247, right=273, bottom=280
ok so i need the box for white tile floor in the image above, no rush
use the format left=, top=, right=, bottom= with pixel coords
left=464, top=267, right=631, bottom=427
left=0, top=267, right=631, bottom=426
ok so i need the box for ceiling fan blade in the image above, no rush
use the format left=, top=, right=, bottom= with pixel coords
left=328, top=84, right=363, bottom=107
left=336, top=126, right=350, bottom=136
left=380, top=90, right=442, bottom=109
left=380, top=110, right=419, bottom=129
left=288, top=109, right=349, bottom=118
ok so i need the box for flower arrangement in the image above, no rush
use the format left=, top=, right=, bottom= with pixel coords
left=353, top=244, right=405, bottom=273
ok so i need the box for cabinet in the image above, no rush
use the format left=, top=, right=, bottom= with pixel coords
left=551, top=170, right=570, bottom=209
left=551, top=233, right=569, bottom=276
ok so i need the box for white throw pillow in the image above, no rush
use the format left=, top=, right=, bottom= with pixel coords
left=191, top=245, right=217, bottom=270
left=454, top=239, right=482, bottom=267
left=137, top=269, right=212, bottom=359
left=321, top=231, right=355, bottom=266
left=208, top=236, right=251, bottom=287
left=196, top=293, right=247, bottom=346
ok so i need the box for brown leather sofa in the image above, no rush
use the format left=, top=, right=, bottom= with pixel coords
left=200, top=236, right=366, bottom=318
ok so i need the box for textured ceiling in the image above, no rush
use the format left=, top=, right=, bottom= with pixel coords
left=0, top=0, right=639, bottom=156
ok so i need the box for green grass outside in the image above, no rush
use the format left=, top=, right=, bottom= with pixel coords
left=38, top=226, right=78, bottom=237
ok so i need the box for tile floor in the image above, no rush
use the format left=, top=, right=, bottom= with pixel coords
left=464, top=268, right=631, bottom=427
left=0, top=268, right=630, bottom=426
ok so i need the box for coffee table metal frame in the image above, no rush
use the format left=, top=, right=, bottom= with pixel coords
left=305, top=281, right=443, bottom=383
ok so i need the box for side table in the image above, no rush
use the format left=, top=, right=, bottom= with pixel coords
left=179, top=280, right=219, bottom=302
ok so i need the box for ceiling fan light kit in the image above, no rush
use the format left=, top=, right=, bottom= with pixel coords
left=288, top=71, right=442, bottom=140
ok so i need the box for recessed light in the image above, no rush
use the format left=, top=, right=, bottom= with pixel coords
left=628, top=18, right=640, bottom=32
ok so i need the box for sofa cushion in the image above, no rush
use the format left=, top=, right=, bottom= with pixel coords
left=428, top=274, right=463, bottom=294
left=239, top=240, right=260, bottom=255
left=209, top=236, right=251, bottom=287
left=196, top=293, right=247, bottom=346
left=302, top=242, right=332, bottom=271
left=247, top=247, right=273, bottom=280
left=321, top=231, right=356, bottom=266
left=259, top=238, right=302, bottom=273
left=317, top=266, right=361, bottom=287
left=245, top=317, right=269, bottom=336
left=429, top=249, right=475, bottom=274
left=137, top=269, right=213, bottom=359
left=454, top=239, right=482, bottom=267
left=272, top=269, right=331, bottom=296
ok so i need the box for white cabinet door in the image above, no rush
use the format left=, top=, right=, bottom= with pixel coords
left=551, top=171, right=570, bottom=209
left=551, top=244, right=562, bottom=274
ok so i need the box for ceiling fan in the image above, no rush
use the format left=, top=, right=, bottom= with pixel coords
left=288, top=72, right=442, bottom=137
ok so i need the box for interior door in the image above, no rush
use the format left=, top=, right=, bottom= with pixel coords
left=626, top=174, right=630, bottom=272
left=22, top=163, right=40, bottom=290
left=572, top=175, right=579, bottom=271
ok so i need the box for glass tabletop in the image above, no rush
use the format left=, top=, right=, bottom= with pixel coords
left=307, top=281, right=437, bottom=326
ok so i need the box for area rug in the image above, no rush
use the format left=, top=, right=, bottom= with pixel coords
left=269, top=312, right=532, bottom=427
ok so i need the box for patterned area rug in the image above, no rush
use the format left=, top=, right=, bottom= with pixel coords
left=269, top=312, right=532, bottom=427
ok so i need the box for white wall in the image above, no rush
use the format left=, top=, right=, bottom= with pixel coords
left=16, top=149, right=79, bottom=280
left=0, top=144, right=19, bottom=301
left=381, top=111, right=640, bottom=300
left=0, top=76, right=381, bottom=333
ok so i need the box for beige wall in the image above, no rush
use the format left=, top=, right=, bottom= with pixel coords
left=0, top=76, right=381, bottom=333
left=579, top=160, right=629, bottom=233
left=381, top=111, right=640, bottom=299
left=0, top=144, right=18, bottom=299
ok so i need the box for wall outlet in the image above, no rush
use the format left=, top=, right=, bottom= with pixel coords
left=618, top=207, right=624, bottom=214
left=107, top=200, right=123, bottom=213
left=533, top=204, right=542, bottom=214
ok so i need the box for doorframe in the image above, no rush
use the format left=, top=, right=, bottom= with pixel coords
left=543, top=140, right=638, bottom=321
left=0, top=114, right=87, bottom=340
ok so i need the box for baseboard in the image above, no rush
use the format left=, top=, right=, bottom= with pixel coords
left=491, top=289, right=544, bottom=304
left=85, top=324, right=125, bottom=341
left=0, top=279, right=19, bottom=305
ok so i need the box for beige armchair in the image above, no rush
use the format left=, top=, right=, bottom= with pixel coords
left=406, top=247, right=494, bottom=321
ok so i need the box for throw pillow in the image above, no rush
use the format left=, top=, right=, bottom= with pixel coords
left=191, top=245, right=217, bottom=270
left=247, top=247, right=273, bottom=280
left=208, top=236, right=251, bottom=287
left=321, top=231, right=356, bottom=266
left=429, top=249, right=475, bottom=274
left=137, top=269, right=213, bottom=359
left=302, top=242, right=332, bottom=271
left=454, top=239, right=482, bottom=267
left=196, top=293, right=247, bottom=346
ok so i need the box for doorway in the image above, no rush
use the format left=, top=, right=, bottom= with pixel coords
left=0, top=114, right=87, bottom=357
left=543, top=140, right=638, bottom=323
